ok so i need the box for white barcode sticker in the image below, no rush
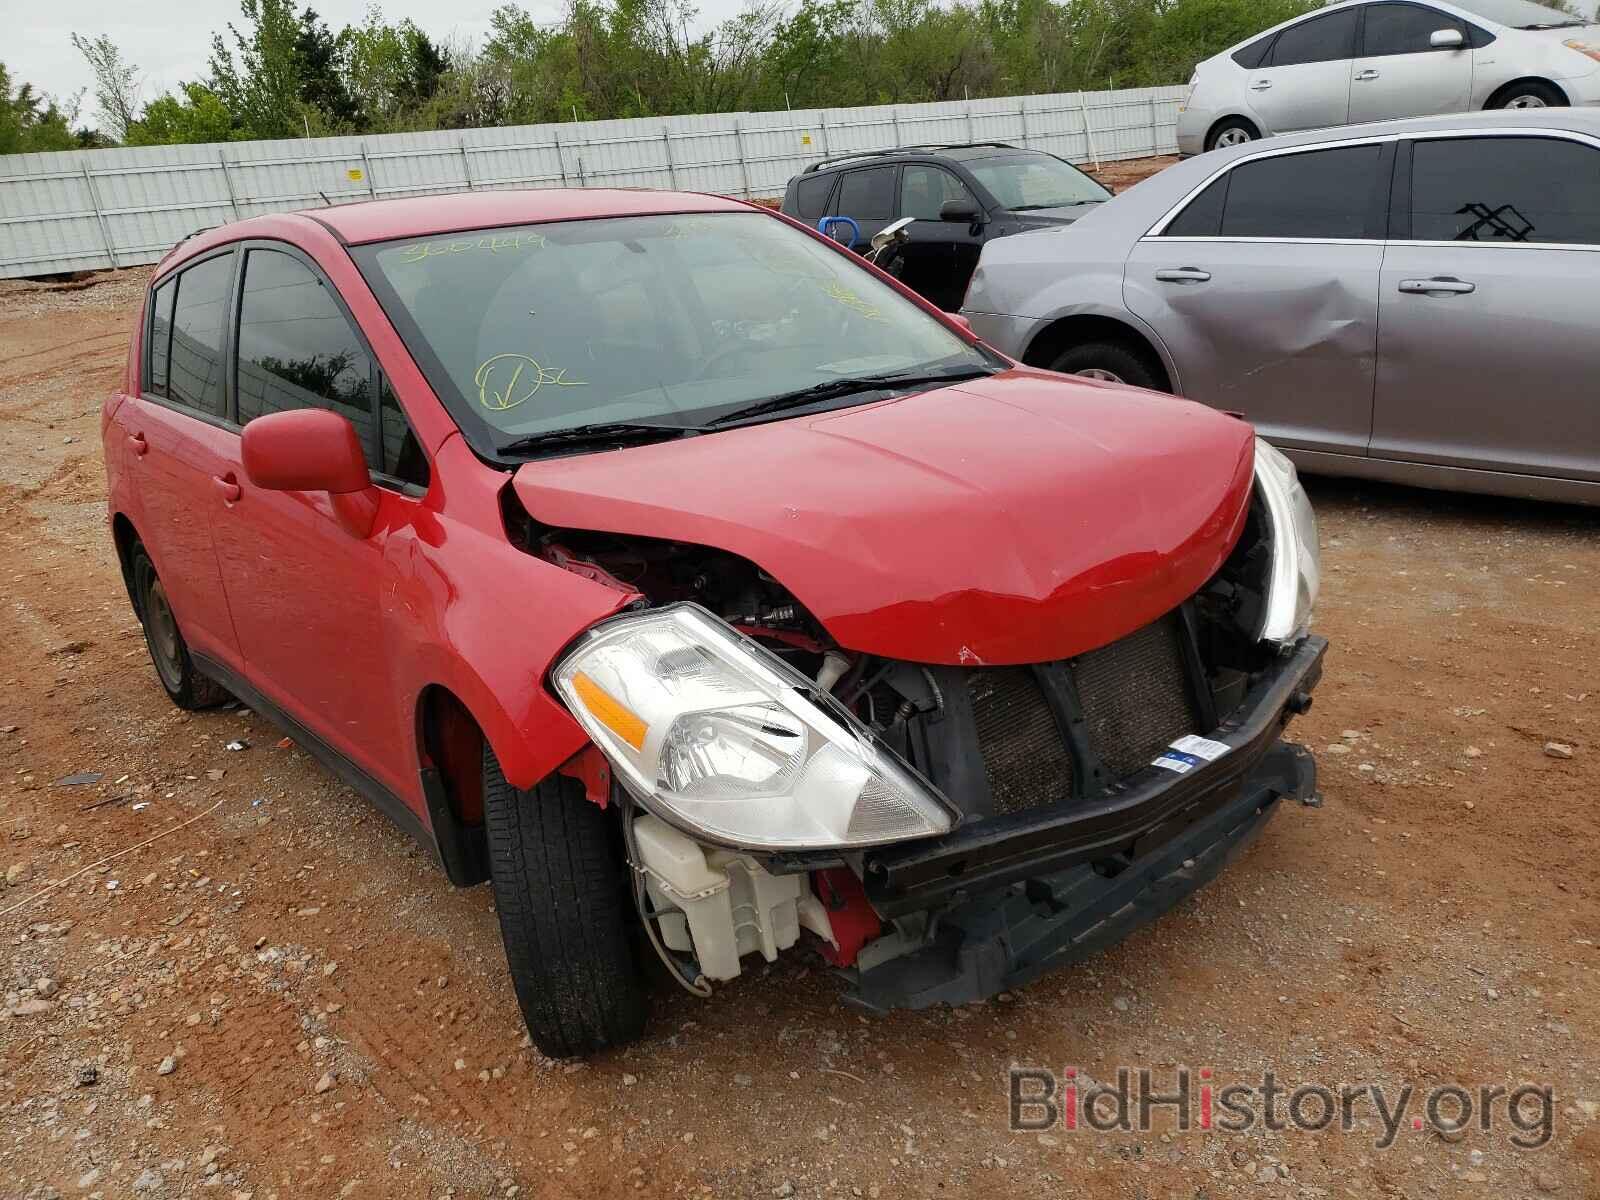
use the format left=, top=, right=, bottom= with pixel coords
left=1151, top=734, right=1231, bottom=774
left=1170, top=734, right=1230, bottom=762
left=1152, top=752, right=1200, bottom=774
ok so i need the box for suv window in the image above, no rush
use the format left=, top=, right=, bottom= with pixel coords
left=836, top=166, right=898, bottom=221
left=146, top=277, right=175, bottom=396
left=1166, top=144, right=1380, bottom=239
left=900, top=165, right=977, bottom=220
left=1266, top=8, right=1357, bottom=66
left=793, top=173, right=834, bottom=222
left=1409, top=136, right=1600, bottom=245
left=1361, top=3, right=1464, bottom=55
left=167, top=253, right=233, bottom=418
left=236, top=248, right=379, bottom=462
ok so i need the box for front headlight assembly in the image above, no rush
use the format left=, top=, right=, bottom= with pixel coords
left=1252, top=437, right=1320, bottom=643
left=551, top=604, right=956, bottom=851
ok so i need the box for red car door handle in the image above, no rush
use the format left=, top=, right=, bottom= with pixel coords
left=212, top=474, right=242, bottom=503
left=127, top=432, right=148, bottom=456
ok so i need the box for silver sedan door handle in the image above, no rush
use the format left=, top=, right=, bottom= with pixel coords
left=1398, top=276, right=1475, bottom=296
left=1355, top=69, right=1380, bottom=80
left=1249, top=79, right=1272, bottom=91
left=1155, top=267, right=1212, bottom=283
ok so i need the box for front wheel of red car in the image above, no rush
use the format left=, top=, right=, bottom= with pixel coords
left=483, top=749, right=648, bottom=1057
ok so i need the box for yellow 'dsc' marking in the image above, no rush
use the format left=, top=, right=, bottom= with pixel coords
left=474, top=353, right=586, bottom=411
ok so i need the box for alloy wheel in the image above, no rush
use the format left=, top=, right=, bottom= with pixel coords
left=1214, top=127, right=1254, bottom=147
left=1504, top=94, right=1548, bottom=109
left=1074, top=367, right=1126, bottom=384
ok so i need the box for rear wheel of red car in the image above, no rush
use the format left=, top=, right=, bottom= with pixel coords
left=483, top=749, right=648, bottom=1057
left=130, top=543, right=230, bottom=711
left=1049, top=341, right=1166, bottom=392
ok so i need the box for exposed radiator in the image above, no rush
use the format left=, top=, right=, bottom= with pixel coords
left=961, top=612, right=1202, bottom=817
left=969, top=668, right=1074, bottom=816
left=1072, top=613, right=1201, bottom=780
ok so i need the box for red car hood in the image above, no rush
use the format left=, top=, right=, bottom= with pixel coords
left=512, top=370, right=1255, bottom=665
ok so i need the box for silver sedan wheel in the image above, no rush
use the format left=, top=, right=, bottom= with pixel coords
left=1214, top=126, right=1254, bottom=147
left=1074, top=367, right=1126, bottom=383
left=1504, top=93, right=1548, bottom=108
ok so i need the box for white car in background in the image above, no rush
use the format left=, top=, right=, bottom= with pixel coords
left=1177, top=0, right=1600, bottom=153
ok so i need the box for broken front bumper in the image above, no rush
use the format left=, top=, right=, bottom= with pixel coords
left=843, top=634, right=1325, bottom=1013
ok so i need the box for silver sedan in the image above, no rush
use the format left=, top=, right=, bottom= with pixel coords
left=1176, top=0, right=1600, bottom=155
left=960, top=109, right=1600, bottom=505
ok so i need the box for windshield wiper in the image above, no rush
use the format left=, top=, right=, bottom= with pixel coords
left=708, top=366, right=998, bottom=428
left=1010, top=201, right=1100, bottom=211
left=1520, top=19, right=1583, bottom=27
left=497, top=419, right=710, bottom=456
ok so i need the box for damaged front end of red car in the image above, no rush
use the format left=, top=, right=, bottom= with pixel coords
left=515, top=380, right=1325, bottom=1012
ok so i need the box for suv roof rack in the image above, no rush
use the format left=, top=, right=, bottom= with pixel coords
left=802, top=142, right=1019, bottom=173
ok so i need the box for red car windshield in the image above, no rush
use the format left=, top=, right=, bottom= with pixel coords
left=353, top=211, right=987, bottom=455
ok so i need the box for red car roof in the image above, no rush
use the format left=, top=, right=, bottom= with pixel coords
left=305, top=188, right=754, bottom=245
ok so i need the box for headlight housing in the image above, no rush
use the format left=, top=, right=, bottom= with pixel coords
left=1252, top=438, right=1320, bottom=643
left=551, top=604, right=956, bottom=851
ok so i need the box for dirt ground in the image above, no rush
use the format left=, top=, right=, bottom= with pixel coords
left=1085, top=154, right=1177, bottom=192
left=1, top=191, right=1597, bottom=1200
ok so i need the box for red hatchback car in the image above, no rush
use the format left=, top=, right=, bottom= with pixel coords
left=104, top=189, right=1325, bottom=1056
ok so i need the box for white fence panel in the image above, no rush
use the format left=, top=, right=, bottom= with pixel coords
left=0, top=86, right=1184, bottom=278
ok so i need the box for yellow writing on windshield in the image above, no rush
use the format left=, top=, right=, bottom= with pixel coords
left=474, top=353, right=587, bottom=411
left=820, top=280, right=886, bottom=323
left=660, top=217, right=721, bottom=240
left=396, top=232, right=548, bottom=265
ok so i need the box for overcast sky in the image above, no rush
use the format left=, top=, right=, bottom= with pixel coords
left=7, top=0, right=752, bottom=130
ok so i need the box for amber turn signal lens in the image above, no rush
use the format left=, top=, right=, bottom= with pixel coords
left=572, top=670, right=648, bottom=751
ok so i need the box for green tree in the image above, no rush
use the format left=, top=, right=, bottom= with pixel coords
left=126, top=84, right=242, bottom=145
left=295, top=8, right=361, bottom=128
left=70, top=33, right=141, bottom=142
left=0, top=64, right=79, bottom=155
left=345, top=9, right=452, bottom=130
left=209, top=0, right=308, bottom=138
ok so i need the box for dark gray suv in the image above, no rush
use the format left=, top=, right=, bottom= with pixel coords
left=781, top=143, right=1111, bottom=311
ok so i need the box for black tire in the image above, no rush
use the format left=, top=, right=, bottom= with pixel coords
left=1488, top=80, right=1566, bottom=110
left=1048, top=341, right=1166, bottom=392
left=483, top=749, right=648, bottom=1057
left=1205, top=117, right=1259, bottom=152
left=130, top=543, right=231, bottom=710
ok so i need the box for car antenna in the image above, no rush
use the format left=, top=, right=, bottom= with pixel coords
left=318, top=190, right=333, bottom=207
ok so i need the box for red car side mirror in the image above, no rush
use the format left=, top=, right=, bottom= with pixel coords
left=241, top=409, right=379, bottom=537
left=242, top=409, right=370, bottom=494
